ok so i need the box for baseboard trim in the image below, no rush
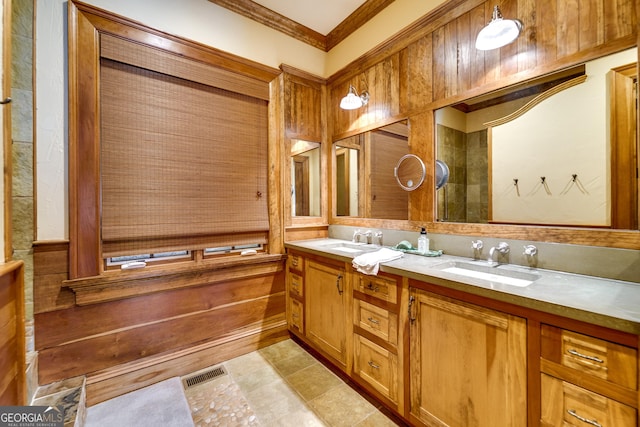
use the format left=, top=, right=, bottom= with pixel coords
left=85, top=319, right=288, bottom=406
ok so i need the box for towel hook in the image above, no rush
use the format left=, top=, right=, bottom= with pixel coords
left=0, top=97, right=11, bottom=105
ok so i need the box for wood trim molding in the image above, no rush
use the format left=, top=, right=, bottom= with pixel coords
left=325, top=0, right=396, bottom=51
left=484, top=75, right=588, bottom=128
left=279, top=64, right=326, bottom=84
left=84, top=319, right=288, bottom=406
left=208, top=0, right=325, bottom=50
left=65, top=254, right=286, bottom=305
left=3, top=0, right=11, bottom=261
left=68, top=1, right=282, bottom=278
left=209, top=0, right=395, bottom=52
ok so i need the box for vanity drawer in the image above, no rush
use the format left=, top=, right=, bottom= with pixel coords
left=353, top=334, right=398, bottom=403
left=541, top=325, right=637, bottom=390
left=354, top=299, right=397, bottom=345
left=357, top=274, right=398, bottom=305
left=288, top=298, right=303, bottom=334
left=541, top=373, right=636, bottom=427
left=287, top=252, right=304, bottom=271
left=289, top=271, right=304, bottom=298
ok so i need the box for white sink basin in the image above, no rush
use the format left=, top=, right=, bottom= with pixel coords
left=320, top=242, right=379, bottom=254
left=433, top=260, right=541, bottom=287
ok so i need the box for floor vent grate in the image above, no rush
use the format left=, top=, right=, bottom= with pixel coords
left=182, top=365, right=227, bottom=389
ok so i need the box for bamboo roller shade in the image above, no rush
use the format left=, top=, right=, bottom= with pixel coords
left=100, top=34, right=270, bottom=101
left=100, top=58, right=268, bottom=256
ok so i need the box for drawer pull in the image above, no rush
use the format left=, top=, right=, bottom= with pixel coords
left=568, top=349, right=604, bottom=363
left=292, top=313, right=299, bottom=318
left=567, top=409, right=602, bottom=427
left=366, top=282, right=379, bottom=292
left=367, top=317, right=380, bottom=325
left=368, top=360, right=380, bottom=369
left=408, top=296, right=416, bottom=322
left=336, top=274, right=344, bottom=295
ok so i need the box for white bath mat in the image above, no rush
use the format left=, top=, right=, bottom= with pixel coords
left=85, top=377, right=194, bottom=427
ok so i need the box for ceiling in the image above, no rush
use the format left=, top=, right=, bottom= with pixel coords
left=251, top=0, right=369, bottom=35
left=208, top=0, right=395, bottom=51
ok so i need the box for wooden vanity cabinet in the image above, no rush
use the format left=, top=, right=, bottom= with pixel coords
left=408, top=287, right=528, bottom=427
left=540, top=324, right=638, bottom=426
left=286, top=251, right=352, bottom=369
left=352, top=271, right=403, bottom=410
left=287, top=250, right=640, bottom=427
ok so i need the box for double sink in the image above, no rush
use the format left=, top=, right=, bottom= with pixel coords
left=320, top=240, right=541, bottom=287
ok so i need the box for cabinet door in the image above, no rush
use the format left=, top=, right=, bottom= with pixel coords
left=306, top=259, right=348, bottom=366
left=409, top=289, right=527, bottom=427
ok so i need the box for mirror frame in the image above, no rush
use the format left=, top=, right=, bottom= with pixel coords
left=330, top=76, right=640, bottom=250
left=285, top=135, right=329, bottom=229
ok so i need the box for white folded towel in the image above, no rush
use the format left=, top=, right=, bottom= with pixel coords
left=352, top=248, right=403, bottom=275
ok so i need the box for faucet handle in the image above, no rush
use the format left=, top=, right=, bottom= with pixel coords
left=373, top=230, right=383, bottom=246
left=523, top=245, right=537, bottom=256
left=472, top=239, right=483, bottom=250
left=497, top=242, right=510, bottom=254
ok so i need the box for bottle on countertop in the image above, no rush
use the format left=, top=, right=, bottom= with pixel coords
left=418, top=227, right=429, bottom=254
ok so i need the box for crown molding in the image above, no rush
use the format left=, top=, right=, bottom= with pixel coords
left=208, top=0, right=395, bottom=52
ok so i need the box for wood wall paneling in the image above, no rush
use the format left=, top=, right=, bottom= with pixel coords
left=0, top=261, right=25, bottom=405
left=33, top=241, right=72, bottom=314
left=85, top=321, right=288, bottom=406
left=284, top=73, right=323, bottom=141
left=327, top=0, right=639, bottom=249
left=36, top=268, right=285, bottom=385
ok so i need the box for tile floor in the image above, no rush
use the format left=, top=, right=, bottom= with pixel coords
left=183, top=338, right=401, bottom=427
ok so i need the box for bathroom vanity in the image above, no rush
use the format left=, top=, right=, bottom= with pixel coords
left=285, top=239, right=640, bottom=427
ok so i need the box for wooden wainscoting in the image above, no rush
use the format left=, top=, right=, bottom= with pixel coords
left=33, top=241, right=288, bottom=405
left=0, top=260, right=26, bottom=405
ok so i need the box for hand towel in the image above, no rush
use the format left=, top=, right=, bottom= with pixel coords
left=352, top=248, right=403, bottom=275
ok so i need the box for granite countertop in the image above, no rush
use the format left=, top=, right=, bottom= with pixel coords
left=285, top=238, right=640, bottom=335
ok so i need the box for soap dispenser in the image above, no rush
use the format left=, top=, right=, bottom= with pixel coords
left=418, top=227, right=429, bottom=254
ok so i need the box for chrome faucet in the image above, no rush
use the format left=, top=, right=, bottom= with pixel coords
left=488, top=242, right=510, bottom=266
left=523, top=244, right=538, bottom=267
left=352, top=229, right=372, bottom=244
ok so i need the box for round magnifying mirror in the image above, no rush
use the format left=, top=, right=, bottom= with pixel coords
left=394, top=154, right=426, bottom=191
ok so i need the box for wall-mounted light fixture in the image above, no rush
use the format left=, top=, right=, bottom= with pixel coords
left=475, top=5, right=522, bottom=50
left=339, top=85, right=369, bottom=110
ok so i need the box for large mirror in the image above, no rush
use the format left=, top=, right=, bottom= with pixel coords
left=334, top=121, right=410, bottom=220
left=291, top=139, right=321, bottom=217
left=435, top=48, right=639, bottom=230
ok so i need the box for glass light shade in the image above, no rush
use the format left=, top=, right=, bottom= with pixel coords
left=475, top=6, right=522, bottom=50
left=340, top=86, right=363, bottom=110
